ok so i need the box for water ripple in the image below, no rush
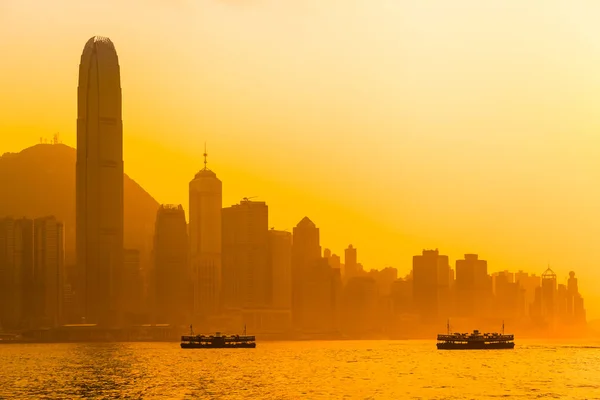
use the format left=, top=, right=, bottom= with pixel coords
left=0, top=340, right=599, bottom=399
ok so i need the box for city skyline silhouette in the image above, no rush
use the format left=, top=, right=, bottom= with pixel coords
left=3, top=3, right=600, bottom=310
left=3, top=3, right=600, bottom=398
left=1, top=3, right=597, bottom=326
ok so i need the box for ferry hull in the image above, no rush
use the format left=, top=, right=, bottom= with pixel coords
left=181, top=342, right=256, bottom=349
left=437, top=342, right=514, bottom=350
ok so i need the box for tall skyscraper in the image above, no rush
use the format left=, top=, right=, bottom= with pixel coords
left=268, top=229, right=292, bottom=310
left=291, top=217, right=321, bottom=330
left=33, top=216, right=65, bottom=328
left=189, top=150, right=222, bottom=320
left=153, top=205, right=190, bottom=325
left=222, top=199, right=269, bottom=308
left=76, top=36, right=124, bottom=326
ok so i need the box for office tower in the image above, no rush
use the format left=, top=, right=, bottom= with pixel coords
left=122, top=249, right=144, bottom=323
left=541, top=267, right=557, bottom=323
left=33, top=217, right=65, bottom=327
left=291, top=217, right=321, bottom=330
left=268, top=229, right=292, bottom=310
left=344, top=245, right=358, bottom=280
left=222, top=199, right=269, bottom=308
left=567, top=271, right=586, bottom=324
left=557, top=283, right=568, bottom=318
left=412, top=249, right=451, bottom=323
left=0, top=218, right=34, bottom=330
left=153, top=205, right=190, bottom=325
left=455, top=254, right=491, bottom=318
left=189, top=150, right=222, bottom=320
left=76, top=36, right=124, bottom=326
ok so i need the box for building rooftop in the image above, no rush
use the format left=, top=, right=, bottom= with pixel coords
left=297, top=216, right=316, bottom=228
left=84, top=36, right=116, bottom=52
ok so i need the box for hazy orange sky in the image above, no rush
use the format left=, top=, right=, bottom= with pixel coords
left=2, top=0, right=600, bottom=317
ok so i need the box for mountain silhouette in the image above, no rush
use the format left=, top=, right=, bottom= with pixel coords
left=0, top=144, right=158, bottom=266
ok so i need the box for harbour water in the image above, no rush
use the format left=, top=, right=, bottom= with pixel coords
left=1, top=340, right=599, bottom=399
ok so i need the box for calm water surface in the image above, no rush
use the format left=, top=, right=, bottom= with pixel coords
left=1, top=340, right=599, bottom=399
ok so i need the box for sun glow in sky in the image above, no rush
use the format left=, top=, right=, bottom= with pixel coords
left=2, top=0, right=600, bottom=316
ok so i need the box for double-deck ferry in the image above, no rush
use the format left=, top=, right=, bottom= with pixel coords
left=437, top=321, right=515, bottom=350
left=181, top=326, right=256, bottom=349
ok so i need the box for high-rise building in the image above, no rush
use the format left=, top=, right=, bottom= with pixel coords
left=455, top=254, right=491, bottom=318
left=76, top=36, right=124, bottom=326
left=291, top=217, right=321, bottom=330
left=33, top=217, right=65, bottom=328
left=189, top=151, right=222, bottom=320
left=344, top=245, right=358, bottom=280
left=412, top=249, right=451, bottom=323
left=567, top=271, right=586, bottom=324
left=268, top=229, right=292, bottom=310
left=0, top=218, right=34, bottom=330
left=222, top=199, right=269, bottom=308
left=541, top=267, right=557, bottom=323
left=153, top=205, right=190, bottom=325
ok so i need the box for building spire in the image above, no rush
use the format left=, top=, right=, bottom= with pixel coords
left=203, top=142, right=208, bottom=170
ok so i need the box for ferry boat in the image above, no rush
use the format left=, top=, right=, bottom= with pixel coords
left=181, top=325, right=256, bottom=349
left=437, top=321, right=515, bottom=350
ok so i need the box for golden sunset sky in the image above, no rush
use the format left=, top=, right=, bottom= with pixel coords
left=2, top=0, right=600, bottom=317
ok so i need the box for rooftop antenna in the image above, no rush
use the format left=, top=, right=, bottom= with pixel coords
left=502, top=320, right=505, bottom=335
left=203, top=142, right=208, bottom=170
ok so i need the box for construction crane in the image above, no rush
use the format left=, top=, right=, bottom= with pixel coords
left=242, top=196, right=258, bottom=202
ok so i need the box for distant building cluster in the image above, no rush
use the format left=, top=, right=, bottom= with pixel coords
left=0, top=36, right=589, bottom=339
left=389, top=251, right=586, bottom=336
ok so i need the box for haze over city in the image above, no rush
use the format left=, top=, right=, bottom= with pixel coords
left=3, top=1, right=600, bottom=398
left=4, top=1, right=600, bottom=319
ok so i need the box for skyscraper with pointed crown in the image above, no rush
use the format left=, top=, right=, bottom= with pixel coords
left=189, top=146, right=222, bottom=321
